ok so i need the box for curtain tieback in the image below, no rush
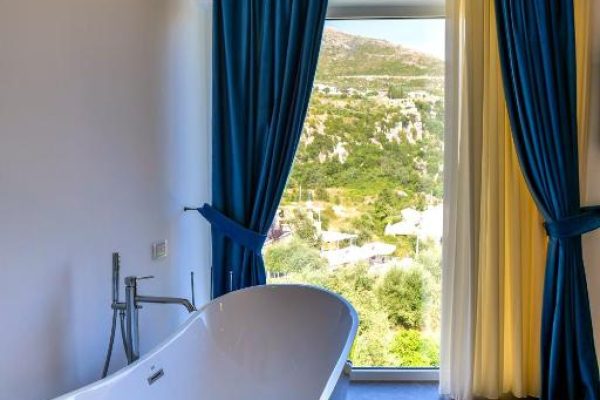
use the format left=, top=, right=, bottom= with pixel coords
left=191, top=204, right=267, bottom=254
left=544, top=206, right=600, bottom=238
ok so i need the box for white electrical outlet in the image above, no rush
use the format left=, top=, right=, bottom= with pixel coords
left=152, top=240, right=168, bottom=260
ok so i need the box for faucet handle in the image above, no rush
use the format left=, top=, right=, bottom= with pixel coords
left=124, top=275, right=155, bottom=287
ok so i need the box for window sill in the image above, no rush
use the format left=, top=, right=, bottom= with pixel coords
left=351, top=367, right=439, bottom=382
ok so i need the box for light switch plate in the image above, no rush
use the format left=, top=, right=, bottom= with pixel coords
left=152, top=240, right=168, bottom=260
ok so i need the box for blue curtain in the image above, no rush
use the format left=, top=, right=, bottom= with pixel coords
left=495, top=1, right=600, bottom=398
left=204, top=0, right=328, bottom=298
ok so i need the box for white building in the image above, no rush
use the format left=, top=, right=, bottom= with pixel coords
left=385, top=205, right=443, bottom=241
left=322, top=241, right=396, bottom=268
left=314, top=83, right=339, bottom=95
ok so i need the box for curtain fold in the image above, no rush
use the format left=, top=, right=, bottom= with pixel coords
left=440, top=0, right=484, bottom=397
left=210, top=0, right=328, bottom=297
left=575, top=0, right=592, bottom=193
left=444, top=0, right=593, bottom=398
left=495, top=1, right=600, bottom=399
left=473, top=3, right=547, bottom=398
left=474, top=1, right=592, bottom=394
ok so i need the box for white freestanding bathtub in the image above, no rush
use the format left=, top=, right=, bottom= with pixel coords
left=54, top=285, right=358, bottom=400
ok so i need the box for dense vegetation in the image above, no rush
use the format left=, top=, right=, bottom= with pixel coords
left=271, top=244, right=441, bottom=366
left=265, top=28, right=444, bottom=367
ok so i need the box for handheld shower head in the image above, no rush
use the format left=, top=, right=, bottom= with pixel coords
left=112, top=252, right=120, bottom=304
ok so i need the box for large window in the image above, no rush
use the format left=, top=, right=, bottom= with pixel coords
left=265, top=19, right=444, bottom=369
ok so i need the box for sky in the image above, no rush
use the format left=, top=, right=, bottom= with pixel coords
left=326, top=19, right=445, bottom=60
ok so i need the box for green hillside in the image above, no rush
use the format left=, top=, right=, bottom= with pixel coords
left=282, top=28, right=444, bottom=241
left=316, top=28, right=444, bottom=79
left=268, top=28, right=444, bottom=367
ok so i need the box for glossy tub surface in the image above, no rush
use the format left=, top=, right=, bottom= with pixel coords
left=55, top=285, right=358, bottom=400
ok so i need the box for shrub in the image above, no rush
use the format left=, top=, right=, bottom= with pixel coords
left=315, top=187, right=330, bottom=201
left=308, top=264, right=394, bottom=366
left=390, top=329, right=439, bottom=367
left=264, top=239, right=326, bottom=276
left=378, top=267, right=427, bottom=329
left=289, top=209, right=321, bottom=248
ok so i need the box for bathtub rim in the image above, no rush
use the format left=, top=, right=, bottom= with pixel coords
left=53, top=283, right=358, bottom=400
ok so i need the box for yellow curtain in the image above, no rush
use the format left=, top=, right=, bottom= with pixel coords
left=473, top=0, right=592, bottom=398
left=575, top=0, right=592, bottom=191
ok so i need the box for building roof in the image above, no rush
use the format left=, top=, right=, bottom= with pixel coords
left=384, top=204, right=443, bottom=240
left=321, top=230, right=358, bottom=243
left=322, top=241, right=396, bottom=267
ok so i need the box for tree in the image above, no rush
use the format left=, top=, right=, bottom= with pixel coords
left=414, top=240, right=442, bottom=332
left=306, top=264, right=395, bottom=366
left=350, top=214, right=376, bottom=245
left=390, top=329, right=439, bottom=367
left=289, top=209, right=321, bottom=248
left=378, top=267, right=427, bottom=329
left=373, top=188, right=399, bottom=234
left=315, top=187, right=330, bottom=201
left=264, top=239, right=326, bottom=276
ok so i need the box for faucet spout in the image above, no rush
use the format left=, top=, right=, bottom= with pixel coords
left=136, top=295, right=196, bottom=313
left=116, top=273, right=197, bottom=364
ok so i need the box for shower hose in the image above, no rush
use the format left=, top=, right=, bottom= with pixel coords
left=101, top=309, right=131, bottom=378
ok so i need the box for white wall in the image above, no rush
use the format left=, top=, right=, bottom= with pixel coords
left=163, top=0, right=213, bottom=315
left=0, top=1, right=211, bottom=399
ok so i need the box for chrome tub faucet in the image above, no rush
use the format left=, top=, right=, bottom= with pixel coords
left=122, top=275, right=195, bottom=362
left=107, top=253, right=196, bottom=367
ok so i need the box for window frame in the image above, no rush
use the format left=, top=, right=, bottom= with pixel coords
left=322, top=3, right=445, bottom=383
left=326, top=4, right=444, bottom=20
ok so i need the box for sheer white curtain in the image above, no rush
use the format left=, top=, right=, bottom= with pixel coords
left=441, top=1, right=593, bottom=399
left=440, top=0, right=484, bottom=398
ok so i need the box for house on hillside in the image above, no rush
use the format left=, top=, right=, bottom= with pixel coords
left=314, top=83, right=339, bottom=95
left=321, top=230, right=358, bottom=251
left=321, top=241, right=396, bottom=269
left=384, top=205, right=443, bottom=242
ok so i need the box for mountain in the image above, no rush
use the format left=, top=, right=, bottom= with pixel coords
left=316, top=28, right=444, bottom=80
left=284, top=29, right=444, bottom=203
left=269, top=28, right=444, bottom=370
